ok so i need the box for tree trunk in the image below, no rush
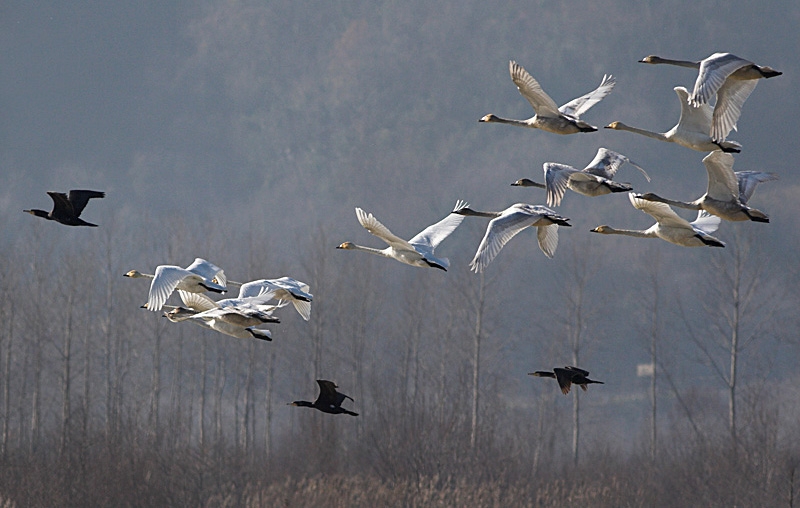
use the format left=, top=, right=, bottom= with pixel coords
left=470, top=273, right=485, bottom=450
left=60, top=290, right=74, bottom=457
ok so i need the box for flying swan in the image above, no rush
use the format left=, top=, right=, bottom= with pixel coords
left=605, top=87, right=742, bottom=152
left=124, top=258, right=228, bottom=312
left=639, top=53, right=782, bottom=141
left=453, top=203, right=571, bottom=272
left=636, top=151, right=777, bottom=222
left=337, top=201, right=469, bottom=270
left=591, top=193, right=725, bottom=248
left=479, top=60, right=615, bottom=134
left=513, top=148, right=650, bottom=206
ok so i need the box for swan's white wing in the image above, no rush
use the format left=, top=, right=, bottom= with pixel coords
left=629, top=193, right=693, bottom=229
left=509, top=60, right=560, bottom=117
left=177, top=290, right=219, bottom=312
left=468, top=207, right=541, bottom=272
left=735, top=171, right=778, bottom=205
left=536, top=224, right=560, bottom=258
left=559, top=74, right=616, bottom=119
left=674, top=87, right=714, bottom=135
left=237, top=279, right=279, bottom=300
left=702, top=151, right=740, bottom=202
left=690, top=53, right=750, bottom=106
left=711, top=79, right=758, bottom=141
left=583, top=148, right=651, bottom=181
left=270, top=277, right=313, bottom=301
left=186, top=258, right=227, bottom=288
left=408, top=200, right=468, bottom=250
left=146, top=266, right=193, bottom=311
left=543, top=163, right=579, bottom=207
left=691, top=210, right=722, bottom=235
left=355, top=208, right=415, bottom=251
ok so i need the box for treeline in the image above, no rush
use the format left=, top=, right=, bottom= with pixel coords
left=0, top=218, right=797, bottom=507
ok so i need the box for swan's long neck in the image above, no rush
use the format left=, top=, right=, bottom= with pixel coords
left=608, top=123, right=668, bottom=142
left=642, top=57, right=700, bottom=69
left=480, top=114, right=530, bottom=127
left=454, top=207, right=501, bottom=218
left=640, top=193, right=701, bottom=210
left=511, top=178, right=546, bottom=189
left=595, top=227, right=655, bottom=239
left=350, top=244, right=391, bottom=257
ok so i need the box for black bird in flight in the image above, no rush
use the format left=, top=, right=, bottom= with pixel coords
left=24, top=190, right=105, bottom=227
left=288, top=380, right=359, bottom=416
left=529, top=366, right=604, bottom=395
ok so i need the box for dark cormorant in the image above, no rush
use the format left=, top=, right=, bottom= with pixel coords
left=24, top=190, right=105, bottom=227
left=289, top=380, right=358, bottom=416
left=529, top=366, right=603, bottom=395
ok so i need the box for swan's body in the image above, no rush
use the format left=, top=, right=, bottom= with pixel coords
left=479, top=60, right=615, bottom=134
left=24, top=189, right=105, bottom=227
left=124, top=258, right=228, bottom=312
left=337, top=201, right=469, bottom=270
left=454, top=203, right=571, bottom=271
left=164, top=305, right=275, bottom=341
left=289, top=380, right=358, bottom=416
left=236, top=277, right=313, bottom=321
left=605, top=87, right=741, bottom=152
left=591, top=193, right=725, bottom=248
left=637, top=151, right=777, bottom=222
left=640, top=53, right=782, bottom=141
left=537, top=148, right=650, bottom=206
left=529, top=366, right=604, bottom=395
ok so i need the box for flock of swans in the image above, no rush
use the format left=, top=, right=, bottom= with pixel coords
left=24, top=51, right=781, bottom=406
left=335, top=52, right=780, bottom=394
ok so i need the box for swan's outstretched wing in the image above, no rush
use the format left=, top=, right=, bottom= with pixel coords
left=468, top=205, right=544, bottom=272
left=711, top=79, right=758, bottom=141
left=355, top=207, right=417, bottom=252
left=186, top=258, right=227, bottom=289
left=691, top=210, right=722, bottom=235
left=509, top=60, right=560, bottom=117
left=544, top=163, right=580, bottom=207
left=735, top=171, right=778, bottom=205
left=147, top=266, right=196, bottom=312
left=536, top=224, right=560, bottom=259
left=629, top=193, right=694, bottom=229
left=177, top=290, right=219, bottom=312
left=674, top=87, right=715, bottom=135
left=559, top=74, right=616, bottom=119
left=583, top=148, right=650, bottom=181
left=702, top=151, right=740, bottom=202
left=689, top=53, right=751, bottom=106
left=408, top=200, right=468, bottom=251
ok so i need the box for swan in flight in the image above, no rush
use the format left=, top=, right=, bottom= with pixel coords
left=236, top=277, right=313, bottom=321
left=288, top=380, right=359, bottom=416
left=337, top=201, right=469, bottom=270
left=591, top=193, right=725, bottom=248
left=529, top=366, right=604, bottom=395
left=164, top=305, right=276, bottom=341
left=24, top=189, right=105, bottom=227
left=605, top=87, right=741, bottom=152
left=453, top=203, right=571, bottom=272
left=124, top=258, right=228, bottom=312
left=479, top=60, right=615, bottom=134
left=640, top=53, right=782, bottom=141
left=636, top=151, right=777, bottom=222
left=538, top=148, right=651, bottom=206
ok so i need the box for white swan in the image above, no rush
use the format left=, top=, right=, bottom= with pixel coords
left=164, top=305, right=277, bottom=341
left=605, top=87, right=741, bottom=152
left=636, top=151, right=777, bottom=222
left=640, top=53, right=782, bottom=141
left=537, top=148, right=650, bottom=206
left=337, top=201, right=469, bottom=270
left=479, top=60, right=615, bottom=134
left=124, top=258, right=228, bottom=312
left=453, top=203, right=572, bottom=272
left=591, top=193, right=725, bottom=248
left=235, top=277, right=313, bottom=321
